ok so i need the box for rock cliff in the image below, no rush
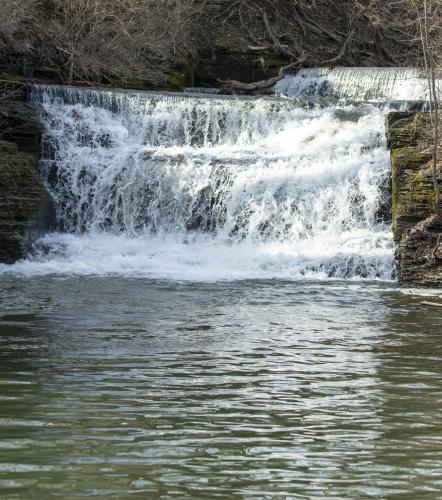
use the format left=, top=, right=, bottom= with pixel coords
left=0, top=98, right=51, bottom=264
left=387, top=112, right=442, bottom=287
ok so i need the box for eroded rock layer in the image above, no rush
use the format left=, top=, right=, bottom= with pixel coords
left=387, top=112, right=442, bottom=287
left=0, top=100, right=51, bottom=264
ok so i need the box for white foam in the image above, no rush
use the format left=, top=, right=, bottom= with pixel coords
left=2, top=231, right=394, bottom=282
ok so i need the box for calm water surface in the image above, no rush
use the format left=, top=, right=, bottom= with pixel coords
left=1, top=277, right=442, bottom=498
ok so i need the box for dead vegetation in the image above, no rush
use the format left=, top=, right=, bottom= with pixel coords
left=0, top=0, right=204, bottom=87
left=213, top=0, right=432, bottom=92
left=212, top=0, right=415, bottom=66
left=0, top=0, right=440, bottom=93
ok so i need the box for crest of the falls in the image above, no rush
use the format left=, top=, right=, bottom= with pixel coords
left=4, top=83, right=397, bottom=280
left=275, top=67, right=439, bottom=101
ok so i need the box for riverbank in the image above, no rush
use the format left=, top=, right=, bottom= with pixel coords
left=387, top=112, right=442, bottom=286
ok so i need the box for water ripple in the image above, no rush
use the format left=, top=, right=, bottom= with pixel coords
left=0, top=278, right=442, bottom=498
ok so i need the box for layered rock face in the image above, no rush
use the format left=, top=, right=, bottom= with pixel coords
left=398, top=215, right=442, bottom=286
left=0, top=99, right=51, bottom=264
left=387, top=112, right=442, bottom=287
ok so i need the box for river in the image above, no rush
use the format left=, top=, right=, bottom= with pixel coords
left=1, top=278, right=442, bottom=497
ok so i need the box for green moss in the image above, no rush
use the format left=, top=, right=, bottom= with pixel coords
left=387, top=113, right=433, bottom=149
left=409, top=178, right=434, bottom=211
left=165, top=73, right=183, bottom=89
left=391, top=146, right=431, bottom=168
left=390, top=140, right=437, bottom=241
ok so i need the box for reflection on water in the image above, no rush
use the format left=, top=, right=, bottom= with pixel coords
left=1, top=277, right=442, bottom=498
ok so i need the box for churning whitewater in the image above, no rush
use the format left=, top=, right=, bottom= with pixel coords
left=2, top=73, right=406, bottom=280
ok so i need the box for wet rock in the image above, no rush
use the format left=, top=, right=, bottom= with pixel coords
left=0, top=100, right=42, bottom=155
left=196, top=48, right=287, bottom=86
left=399, top=214, right=442, bottom=287
left=0, top=100, right=52, bottom=264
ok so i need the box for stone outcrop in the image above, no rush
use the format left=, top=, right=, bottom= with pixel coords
left=387, top=112, right=442, bottom=287
left=196, top=33, right=287, bottom=85
left=0, top=99, right=51, bottom=264
left=398, top=214, right=442, bottom=286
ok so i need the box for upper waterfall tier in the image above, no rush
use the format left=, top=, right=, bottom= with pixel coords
left=31, top=85, right=318, bottom=149
left=275, top=67, right=439, bottom=101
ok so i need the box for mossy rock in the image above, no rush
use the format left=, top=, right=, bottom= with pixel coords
left=387, top=111, right=442, bottom=286
left=391, top=145, right=435, bottom=241
left=119, top=79, right=158, bottom=91
left=388, top=111, right=438, bottom=243
left=0, top=141, right=19, bottom=155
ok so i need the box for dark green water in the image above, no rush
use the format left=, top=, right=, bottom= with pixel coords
left=1, top=277, right=442, bottom=498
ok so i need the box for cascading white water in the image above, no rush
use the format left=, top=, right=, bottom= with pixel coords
left=275, top=67, right=440, bottom=101
left=5, top=81, right=397, bottom=281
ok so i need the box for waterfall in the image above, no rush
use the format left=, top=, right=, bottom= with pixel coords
left=14, top=80, right=398, bottom=281
left=10, top=67, right=433, bottom=280
left=275, top=67, right=439, bottom=101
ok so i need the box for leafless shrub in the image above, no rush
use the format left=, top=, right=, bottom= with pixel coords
left=0, top=0, right=205, bottom=86
left=212, top=0, right=418, bottom=68
left=0, top=0, right=39, bottom=57
left=0, top=81, right=23, bottom=101
left=0, top=0, right=440, bottom=94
